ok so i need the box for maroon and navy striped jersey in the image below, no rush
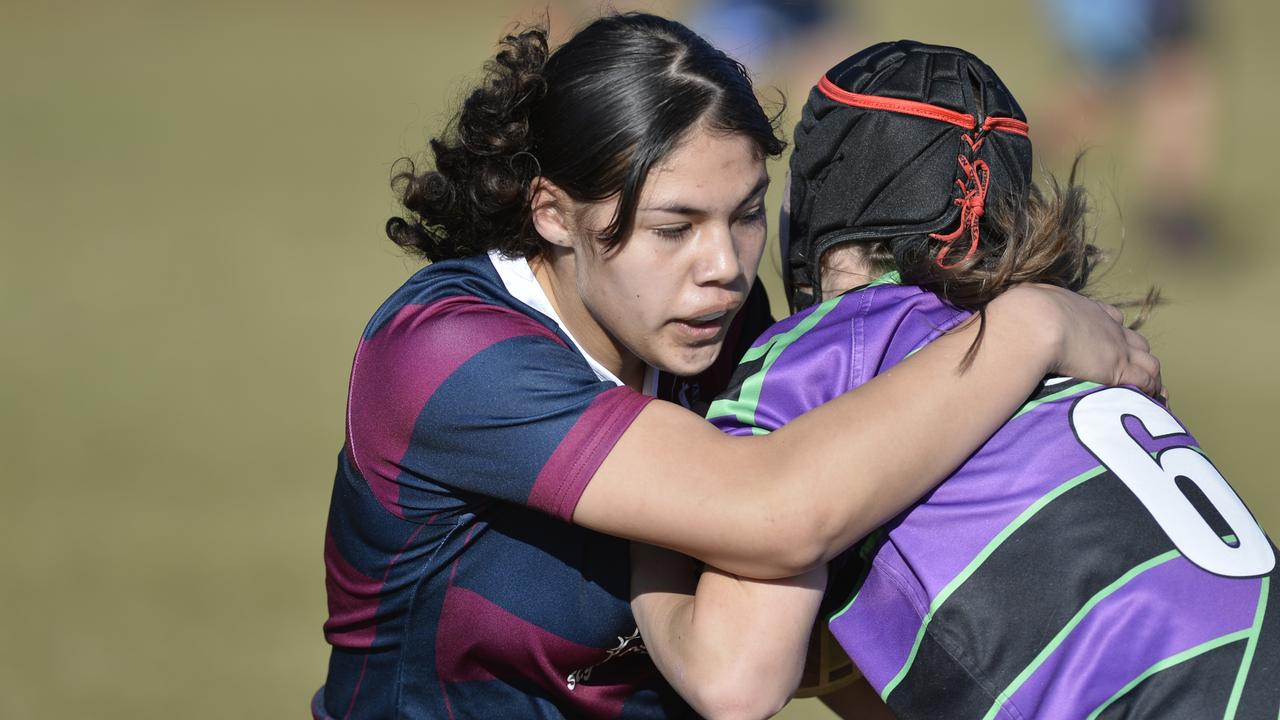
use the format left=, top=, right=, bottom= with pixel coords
left=316, top=254, right=674, bottom=719
left=708, top=277, right=1280, bottom=720
left=315, top=253, right=773, bottom=719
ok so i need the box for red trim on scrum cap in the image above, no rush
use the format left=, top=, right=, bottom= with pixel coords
left=816, top=75, right=1029, bottom=136
left=982, top=115, right=1029, bottom=136
left=817, top=76, right=975, bottom=128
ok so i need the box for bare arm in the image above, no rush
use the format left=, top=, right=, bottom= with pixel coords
left=631, top=551, right=892, bottom=719
left=577, top=285, right=1160, bottom=578
left=630, top=543, right=826, bottom=720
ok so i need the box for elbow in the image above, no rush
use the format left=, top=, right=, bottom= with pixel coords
left=696, top=694, right=790, bottom=720
left=729, top=524, right=823, bottom=579
left=668, top=626, right=800, bottom=718
left=760, top=498, right=840, bottom=578
left=687, top=667, right=795, bottom=720
left=676, top=609, right=806, bottom=718
left=764, top=536, right=826, bottom=579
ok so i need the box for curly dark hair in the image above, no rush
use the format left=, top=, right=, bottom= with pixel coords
left=386, top=13, right=785, bottom=262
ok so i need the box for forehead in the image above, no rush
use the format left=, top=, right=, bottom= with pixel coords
left=640, top=129, right=766, bottom=204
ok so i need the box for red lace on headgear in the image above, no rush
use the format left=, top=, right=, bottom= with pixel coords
left=930, top=133, right=990, bottom=269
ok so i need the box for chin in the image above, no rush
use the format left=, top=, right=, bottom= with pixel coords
left=652, top=342, right=724, bottom=378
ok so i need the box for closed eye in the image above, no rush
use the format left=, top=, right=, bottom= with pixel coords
left=736, top=207, right=766, bottom=226
left=653, top=223, right=692, bottom=240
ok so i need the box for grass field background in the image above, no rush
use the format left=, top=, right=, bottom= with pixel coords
left=2, top=1, right=1276, bottom=716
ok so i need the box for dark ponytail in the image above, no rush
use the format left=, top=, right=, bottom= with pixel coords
left=386, top=28, right=549, bottom=260
left=386, top=13, right=785, bottom=262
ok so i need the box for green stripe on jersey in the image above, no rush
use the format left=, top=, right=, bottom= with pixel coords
left=1011, top=380, right=1101, bottom=420
left=875, top=463, right=1109, bottom=700
left=1085, top=630, right=1252, bottom=720
left=1225, top=576, right=1271, bottom=719
left=980, top=549, right=1183, bottom=720
left=866, top=270, right=901, bottom=287
left=704, top=295, right=844, bottom=428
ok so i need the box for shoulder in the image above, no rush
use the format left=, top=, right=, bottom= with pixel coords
left=347, top=255, right=589, bottom=460
left=361, top=255, right=562, bottom=344
left=856, top=283, right=964, bottom=330
left=705, top=285, right=970, bottom=434
left=355, top=256, right=575, bottom=381
left=747, top=290, right=862, bottom=359
left=706, top=292, right=863, bottom=434
left=344, top=256, right=642, bottom=520
left=852, top=284, right=970, bottom=377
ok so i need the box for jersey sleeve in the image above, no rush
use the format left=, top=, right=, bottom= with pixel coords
left=345, top=295, right=652, bottom=523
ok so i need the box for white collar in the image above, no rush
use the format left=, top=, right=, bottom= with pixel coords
left=488, top=251, right=658, bottom=396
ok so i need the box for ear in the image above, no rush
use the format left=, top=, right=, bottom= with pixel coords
left=529, top=177, right=575, bottom=249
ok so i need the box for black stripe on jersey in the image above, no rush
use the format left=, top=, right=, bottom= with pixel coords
left=1008, top=378, right=1100, bottom=423
left=1096, top=638, right=1244, bottom=720
left=822, top=529, right=885, bottom=619
left=1025, top=376, right=1093, bottom=404
left=886, top=470, right=1175, bottom=720
left=710, top=349, right=769, bottom=410
left=888, top=627, right=1003, bottom=718
left=1235, top=549, right=1280, bottom=718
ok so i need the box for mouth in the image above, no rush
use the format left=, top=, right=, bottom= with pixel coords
left=671, top=304, right=738, bottom=341
left=686, top=309, right=728, bottom=325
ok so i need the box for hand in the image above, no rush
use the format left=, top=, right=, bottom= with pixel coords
left=994, top=284, right=1163, bottom=396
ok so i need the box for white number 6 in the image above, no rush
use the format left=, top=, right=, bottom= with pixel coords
left=1072, top=388, right=1274, bottom=577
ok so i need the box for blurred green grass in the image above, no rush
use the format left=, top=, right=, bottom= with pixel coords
left=1, top=1, right=1275, bottom=717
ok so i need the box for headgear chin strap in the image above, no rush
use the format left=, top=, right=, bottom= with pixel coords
left=786, top=40, right=1033, bottom=311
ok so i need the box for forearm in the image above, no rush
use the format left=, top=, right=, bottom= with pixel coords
left=631, top=544, right=825, bottom=719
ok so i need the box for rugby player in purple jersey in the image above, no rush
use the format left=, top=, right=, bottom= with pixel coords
left=633, top=41, right=1278, bottom=719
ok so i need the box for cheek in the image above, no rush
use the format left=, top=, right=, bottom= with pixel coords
left=740, top=228, right=768, bottom=284
left=582, top=255, right=658, bottom=327
left=615, top=263, right=670, bottom=327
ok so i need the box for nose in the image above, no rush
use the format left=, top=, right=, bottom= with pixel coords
left=692, top=223, right=743, bottom=287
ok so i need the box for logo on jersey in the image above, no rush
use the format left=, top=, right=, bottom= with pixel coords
left=566, top=627, right=648, bottom=690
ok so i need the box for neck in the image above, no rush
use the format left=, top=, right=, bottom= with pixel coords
left=821, top=245, right=886, bottom=300
left=529, top=253, right=647, bottom=391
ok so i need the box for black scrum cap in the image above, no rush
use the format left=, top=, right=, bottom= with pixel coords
left=785, top=40, right=1033, bottom=310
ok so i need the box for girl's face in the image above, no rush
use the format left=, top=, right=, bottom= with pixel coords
left=546, top=128, right=769, bottom=382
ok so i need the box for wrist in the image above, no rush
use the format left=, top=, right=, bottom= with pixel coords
left=989, top=286, right=1062, bottom=375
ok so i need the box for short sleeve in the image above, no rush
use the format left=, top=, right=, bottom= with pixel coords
left=345, top=295, right=652, bottom=523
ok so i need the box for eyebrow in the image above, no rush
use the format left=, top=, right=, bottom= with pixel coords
left=639, top=174, right=771, bottom=216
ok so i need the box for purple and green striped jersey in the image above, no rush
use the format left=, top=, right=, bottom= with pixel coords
left=708, top=278, right=1280, bottom=720
left=315, top=255, right=682, bottom=719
